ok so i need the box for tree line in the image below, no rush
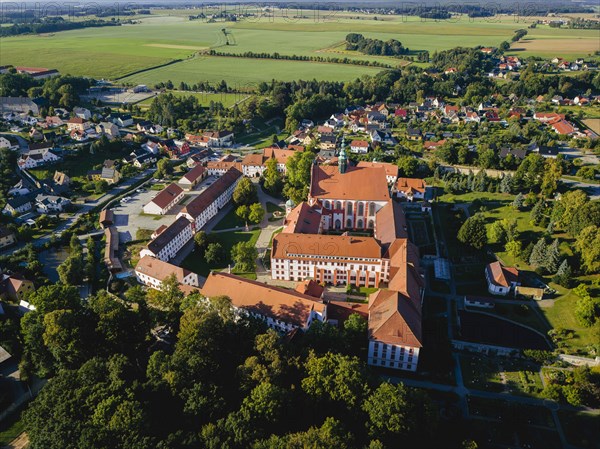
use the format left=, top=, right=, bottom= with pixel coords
left=345, top=33, right=409, bottom=57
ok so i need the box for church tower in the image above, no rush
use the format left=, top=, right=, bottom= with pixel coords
left=339, top=136, right=348, bottom=174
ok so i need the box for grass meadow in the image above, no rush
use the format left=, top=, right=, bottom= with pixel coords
left=1, top=12, right=597, bottom=84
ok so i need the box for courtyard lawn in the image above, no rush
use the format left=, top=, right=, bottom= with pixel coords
left=180, top=229, right=260, bottom=276
left=266, top=202, right=284, bottom=213
left=558, top=410, right=600, bottom=449
left=212, top=207, right=246, bottom=231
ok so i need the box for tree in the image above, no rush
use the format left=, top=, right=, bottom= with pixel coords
left=396, top=155, right=419, bottom=177
left=146, top=273, right=185, bottom=314
left=194, top=231, right=208, bottom=251
left=512, top=192, right=525, bottom=210
left=236, top=205, right=250, bottom=225
left=57, top=255, right=83, bottom=286
left=284, top=151, right=315, bottom=204
left=43, top=309, right=86, bottom=370
left=499, top=174, right=513, bottom=194
left=489, top=221, right=507, bottom=244
left=301, top=352, right=368, bottom=408
left=569, top=202, right=600, bottom=237
left=541, top=157, right=563, bottom=197
left=263, top=157, right=283, bottom=195
left=573, top=284, right=599, bottom=328
left=155, top=158, right=172, bottom=179
left=529, top=238, right=548, bottom=270
left=233, top=177, right=258, bottom=206
left=552, top=259, right=572, bottom=288
left=575, top=225, right=600, bottom=273
left=530, top=200, right=545, bottom=226
left=205, top=242, right=225, bottom=265
left=546, top=239, right=561, bottom=273
left=457, top=214, right=487, bottom=249
left=248, top=203, right=265, bottom=224
left=552, top=190, right=589, bottom=232
left=363, top=382, right=437, bottom=444
left=231, top=241, right=257, bottom=273
left=505, top=240, right=522, bottom=260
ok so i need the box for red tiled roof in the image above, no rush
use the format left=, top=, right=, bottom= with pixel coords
left=486, top=261, right=519, bottom=287
left=151, top=183, right=183, bottom=210
left=182, top=167, right=242, bottom=218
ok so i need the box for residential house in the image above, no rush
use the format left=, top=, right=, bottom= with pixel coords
left=133, top=152, right=157, bottom=168
left=499, top=147, right=527, bottom=161
left=0, top=227, right=17, bottom=249
left=0, top=97, right=40, bottom=115
left=73, top=107, right=92, bottom=120
left=112, top=114, right=133, bottom=127
left=319, top=134, right=337, bottom=150
left=53, top=171, right=71, bottom=187
left=0, top=273, right=35, bottom=301
left=485, top=261, right=520, bottom=296
left=203, top=130, right=234, bottom=147
left=3, top=194, right=33, bottom=216
left=35, top=193, right=70, bottom=214
left=395, top=178, right=427, bottom=201
left=350, top=140, right=369, bottom=154
left=17, top=148, right=60, bottom=169
left=66, top=117, right=91, bottom=132
left=142, top=183, right=184, bottom=215
left=137, top=121, right=163, bottom=134
left=0, top=137, right=17, bottom=151
left=44, top=116, right=63, bottom=128
left=29, top=128, right=43, bottom=141
left=96, top=122, right=120, bottom=139
left=406, top=128, right=422, bottom=141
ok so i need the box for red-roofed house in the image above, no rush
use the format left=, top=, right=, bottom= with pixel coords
left=395, top=178, right=426, bottom=201
left=485, top=261, right=520, bottom=296
left=142, top=183, right=184, bottom=215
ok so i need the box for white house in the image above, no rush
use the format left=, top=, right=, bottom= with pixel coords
left=17, top=148, right=60, bottom=169
left=350, top=140, right=369, bottom=154
left=485, top=261, right=520, bottom=296
left=395, top=178, right=427, bottom=201
left=0, top=137, right=17, bottom=151
left=177, top=167, right=243, bottom=229
left=178, top=165, right=207, bottom=191
left=142, top=183, right=184, bottom=215
left=140, top=216, right=194, bottom=262
left=35, top=194, right=70, bottom=214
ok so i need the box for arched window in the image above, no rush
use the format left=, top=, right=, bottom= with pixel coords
left=357, top=219, right=363, bottom=228
left=324, top=200, right=330, bottom=209
left=334, top=219, right=341, bottom=230
left=368, top=219, right=374, bottom=229
left=347, top=202, right=353, bottom=214
left=357, top=202, right=364, bottom=216
left=346, top=218, right=352, bottom=228
left=335, top=201, right=342, bottom=210
left=369, top=202, right=375, bottom=215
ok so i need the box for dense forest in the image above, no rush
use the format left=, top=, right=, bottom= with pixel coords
left=14, top=282, right=464, bottom=449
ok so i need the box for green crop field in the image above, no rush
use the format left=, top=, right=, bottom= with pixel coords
left=1, top=12, right=598, bottom=84
left=137, top=91, right=250, bottom=108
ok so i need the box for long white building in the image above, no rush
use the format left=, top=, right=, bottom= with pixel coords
left=140, top=216, right=194, bottom=262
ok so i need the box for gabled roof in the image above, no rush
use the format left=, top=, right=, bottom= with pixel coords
left=146, top=216, right=192, bottom=254
left=181, top=167, right=242, bottom=218
left=374, top=201, right=407, bottom=247
left=273, top=233, right=382, bottom=261
left=368, top=289, right=422, bottom=347
left=486, top=261, right=519, bottom=287
left=395, top=177, right=426, bottom=193
left=150, top=183, right=183, bottom=210
left=135, top=255, right=192, bottom=283
left=181, top=164, right=206, bottom=183
left=309, top=165, right=390, bottom=202
left=201, top=272, right=325, bottom=327
left=282, top=203, right=321, bottom=234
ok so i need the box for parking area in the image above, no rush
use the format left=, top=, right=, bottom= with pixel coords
left=111, top=176, right=220, bottom=242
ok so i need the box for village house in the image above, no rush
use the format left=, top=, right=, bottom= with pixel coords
left=140, top=216, right=194, bottom=262
left=0, top=137, right=17, bottom=151
left=104, top=226, right=122, bottom=273
left=135, top=255, right=199, bottom=290
left=201, top=272, right=326, bottom=333
left=66, top=117, right=91, bottom=132
left=142, top=183, right=184, bottom=215
left=0, top=227, right=17, bottom=249
left=395, top=178, right=427, bottom=201
left=350, top=140, right=369, bottom=154
left=44, top=116, right=64, bottom=128
left=319, top=134, right=337, bottom=150
left=96, top=122, right=120, bottom=139
left=203, top=130, right=234, bottom=147
left=485, top=261, right=520, bottom=296
left=73, top=107, right=92, bottom=120
left=3, top=195, right=33, bottom=216
left=178, top=167, right=243, bottom=229
left=111, top=114, right=133, bottom=127
left=34, top=193, right=70, bottom=214
left=17, top=148, right=60, bottom=169
left=178, top=164, right=207, bottom=191
left=0, top=273, right=35, bottom=302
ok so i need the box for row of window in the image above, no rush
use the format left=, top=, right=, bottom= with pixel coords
left=322, top=200, right=377, bottom=216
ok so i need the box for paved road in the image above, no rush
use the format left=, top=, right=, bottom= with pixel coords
left=560, top=177, right=600, bottom=200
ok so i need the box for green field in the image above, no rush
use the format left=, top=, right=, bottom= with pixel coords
left=137, top=91, right=250, bottom=108
left=2, top=12, right=597, bottom=84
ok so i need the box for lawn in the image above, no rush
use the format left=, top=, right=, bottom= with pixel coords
left=539, top=286, right=597, bottom=354
left=266, top=202, right=284, bottom=213
left=180, top=229, right=260, bottom=276
left=137, top=91, right=250, bottom=108
left=212, top=207, right=246, bottom=231
left=558, top=410, right=600, bottom=449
